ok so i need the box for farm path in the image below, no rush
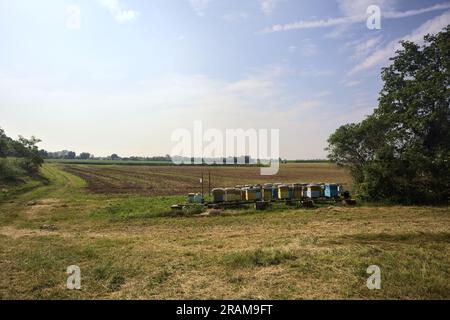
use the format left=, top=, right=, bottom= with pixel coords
left=0, top=164, right=92, bottom=233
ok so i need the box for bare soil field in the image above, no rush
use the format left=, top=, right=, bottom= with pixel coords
left=62, top=163, right=352, bottom=196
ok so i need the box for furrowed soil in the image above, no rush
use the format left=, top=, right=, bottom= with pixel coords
left=0, top=163, right=448, bottom=300
left=62, top=163, right=352, bottom=196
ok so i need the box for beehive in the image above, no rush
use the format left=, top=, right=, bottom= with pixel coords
left=301, top=184, right=308, bottom=198
left=272, top=183, right=282, bottom=198
left=193, top=193, right=204, bottom=203
left=212, top=188, right=225, bottom=203
left=245, top=187, right=258, bottom=201
left=288, top=185, right=294, bottom=199
left=278, top=184, right=290, bottom=199
left=225, top=188, right=242, bottom=202
left=234, top=186, right=246, bottom=201
left=240, top=188, right=247, bottom=201
left=255, top=186, right=262, bottom=201
left=292, top=184, right=303, bottom=199
left=298, top=183, right=307, bottom=198
left=262, top=184, right=273, bottom=201
left=307, top=184, right=321, bottom=198
left=325, top=184, right=339, bottom=198
left=319, top=183, right=326, bottom=197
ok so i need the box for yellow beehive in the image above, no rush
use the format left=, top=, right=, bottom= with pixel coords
left=292, top=184, right=303, bottom=199
left=241, top=188, right=247, bottom=201
left=278, top=184, right=289, bottom=199
left=225, top=188, right=242, bottom=202
left=262, top=184, right=273, bottom=201
left=245, top=188, right=258, bottom=201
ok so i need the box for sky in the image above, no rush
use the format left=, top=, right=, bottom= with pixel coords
left=0, top=0, right=449, bottom=159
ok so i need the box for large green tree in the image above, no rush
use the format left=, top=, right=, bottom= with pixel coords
left=327, top=26, right=450, bottom=204
left=0, top=128, right=14, bottom=158
left=0, top=127, right=44, bottom=179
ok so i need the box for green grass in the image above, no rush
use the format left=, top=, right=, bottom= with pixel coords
left=224, top=248, right=297, bottom=268
left=91, top=196, right=186, bottom=220
left=0, top=163, right=449, bottom=299
left=0, top=177, right=48, bottom=202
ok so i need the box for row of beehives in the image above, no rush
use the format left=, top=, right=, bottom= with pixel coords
left=209, top=183, right=343, bottom=203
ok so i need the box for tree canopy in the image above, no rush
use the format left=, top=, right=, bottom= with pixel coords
left=0, top=128, right=44, bottom=180
left=327, top=25, right=450, bottom=204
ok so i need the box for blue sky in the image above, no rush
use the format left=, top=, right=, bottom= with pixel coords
left=1, top=0, right=449, bottom=158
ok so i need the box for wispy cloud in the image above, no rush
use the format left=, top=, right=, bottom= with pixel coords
left=288, top=40, right=319, bottom=56
left=336, top=0, right=395, bottom=18
left=348, top=11, right=450, bottom=75
left=259, top=0, right=283, bottom=15
left=295, top=100, right=322, bottom=111
left=315, top=91, right=332, bottom=98
left=263, top=16, right=352, bottom=33
left=351, top=35, right=384, bottom=59
left=224, top=65, right=287, bottom=99
left=98, top=0, right=139, bottom=22
left=342, top=79, right=361, bottom=87
left=297, top=68, right=334, bottom=77
left=300, top=39, right=319, bottom=57
left=262, top=2, right=450, bottom=33
left=188, top=0, right=211, bottom=16
left=288, top=45, right=297, bottom=53
left=223, top=12, right=248, bottom=22
left=384, top=3, right=450, bottom=18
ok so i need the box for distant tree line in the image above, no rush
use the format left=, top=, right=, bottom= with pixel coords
left=287, top=159, right=330, bottom=163
left=0, top=128, right=44, bottom=181
left=40, top=150, right=173, bottom=162
left=39, top=150, right=94, bottom=160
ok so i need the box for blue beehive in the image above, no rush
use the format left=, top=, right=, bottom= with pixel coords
left=307, top=184, right=321, bottom=198
left=212, top=188, right=225, bottom=202
left=272, top=183, right=281, bottom=198
left=255, top=186, right=262, bottom=201
left=288, top=185, right=294, bottom=199
left=325, top=184, right=339, bottom=198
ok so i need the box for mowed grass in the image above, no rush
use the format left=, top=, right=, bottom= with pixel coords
left=0, top=164, right=449, bottom=299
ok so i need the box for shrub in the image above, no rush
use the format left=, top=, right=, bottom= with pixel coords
left=0, top=158, right=26, bottom=181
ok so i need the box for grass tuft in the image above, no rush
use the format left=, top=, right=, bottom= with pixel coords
left=108, top=275, right=126, bottom=292
left=224, top=248, right=297, bottom=268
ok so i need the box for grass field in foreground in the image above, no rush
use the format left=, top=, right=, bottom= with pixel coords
left=0, top=164, right=449, bottom=299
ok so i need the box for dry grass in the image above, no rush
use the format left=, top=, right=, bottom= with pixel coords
left=0, top=164, right=448, bottom=300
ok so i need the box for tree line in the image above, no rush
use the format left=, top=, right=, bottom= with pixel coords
left=327, top=26, right=449, bottom=204
left=39, top=150, right=173, bottom=162
left=0, top=128, right=43, bottom=181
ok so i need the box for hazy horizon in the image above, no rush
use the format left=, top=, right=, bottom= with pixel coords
left=1, top=0, right=449, bottom=158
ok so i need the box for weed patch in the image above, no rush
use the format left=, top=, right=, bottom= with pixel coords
left=224, top=248, right=297, bottom=268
